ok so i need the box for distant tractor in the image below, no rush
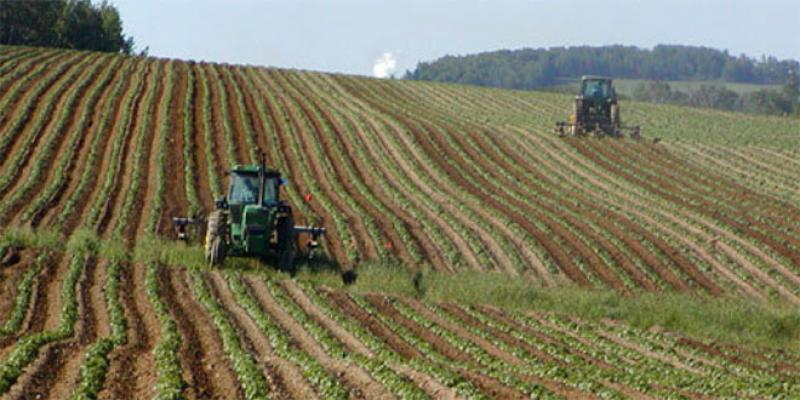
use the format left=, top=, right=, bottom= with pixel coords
left=555, top=76, right=640, bottom=138
left=174, top=156, right=325, bottom=272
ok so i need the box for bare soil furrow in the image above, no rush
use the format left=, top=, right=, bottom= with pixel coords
left=160, top=62, right=192, bottom=230
left=318, top=74, right=497, bottom=274
left=98, top=262, right=159, bottom=400
left=53, top=59, right=143, bottom=234
left=526, top=131, right=768, bottom=298
left=6, top=256, right=98, bottom=400
left=0, top=53, right=95, bottom=199
left=25, top=56, right=127, bottom=229
left=286, top=282, right=462, bottom=399
left=600, top=139, right=800, bottom=270
left=208, top=272, right=307, bottom=400
left=102, top=60, right=163, bottom=241
left=188, top=63, right=216, bottom=210
left=244, top=276, right=393, bottom=400
left=568, top=139, right=724, bottom=293
left=0, top=250, right=34, bottom=325
left=165, top=267, right=243, bottom=400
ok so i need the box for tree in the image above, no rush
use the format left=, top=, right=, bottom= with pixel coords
left=688, top=85, right=739, bottom=110
left=0, top=0, right=135, bottom=54
left=632, top=80, right=673, bottom=103
left=783, top=71, right=799, bottom=115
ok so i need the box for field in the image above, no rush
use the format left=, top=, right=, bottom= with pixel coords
left=0, top=44, right=799, bottom=399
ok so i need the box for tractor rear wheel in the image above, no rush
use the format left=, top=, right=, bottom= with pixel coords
left=277, top=216, right=296, bottom=274
left=610, top=104, right=621, bottom=136
left=205, top=211, right=227, bottom=267
left=206, top=236, right=226, bottom=267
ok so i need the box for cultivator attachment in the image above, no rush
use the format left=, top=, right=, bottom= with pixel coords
left=555, top=121, right=641, bottom=139
left=293, top=225, right=326, bottom=250
left=172, top=217, right=203, bottom=241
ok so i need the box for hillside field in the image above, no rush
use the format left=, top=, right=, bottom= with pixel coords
left=1, top=45, right=800, bottom=398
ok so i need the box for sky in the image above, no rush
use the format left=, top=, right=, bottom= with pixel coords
left=114, top=0, right=800, bottom=78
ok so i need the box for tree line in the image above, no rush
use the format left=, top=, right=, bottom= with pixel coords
left=406, top=45, right=799, bottom=88
left=0, top=0, right=135, bottom=54
left=628, top=77, right=800, bottom=116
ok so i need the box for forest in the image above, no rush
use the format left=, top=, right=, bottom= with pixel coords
left=0, top=0, right=134, bottom=55
left=407, top=45, right=799, bottom=87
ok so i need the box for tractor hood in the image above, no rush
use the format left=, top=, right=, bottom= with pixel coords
left=238, top=204, right=277, bottom=256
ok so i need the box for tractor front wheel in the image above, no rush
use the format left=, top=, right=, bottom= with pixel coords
left=277, top=216, right=297, bottom=274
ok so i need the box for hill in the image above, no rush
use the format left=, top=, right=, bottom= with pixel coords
left=0, top=45, right=799, bottom=398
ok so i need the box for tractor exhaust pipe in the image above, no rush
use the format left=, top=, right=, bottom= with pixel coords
left=258, top=152, right=266, bottom=207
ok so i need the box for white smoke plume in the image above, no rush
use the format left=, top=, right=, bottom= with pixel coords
left=372, top=52, right=397, bottom=78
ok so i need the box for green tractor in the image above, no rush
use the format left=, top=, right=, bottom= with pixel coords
left=555, top=75, right=640, bottom=138
left=176, top=157, right=325, bottom=272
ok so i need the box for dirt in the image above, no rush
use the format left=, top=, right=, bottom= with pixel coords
left=0, top=52, right=83, bottom=166
left=205, top=63, right=244, bottom=167
left=479, top=305, right=617, bottom=370
left=0, top=249, right=32, bottom=324
left=347, top=80, right=590, bottom=281
left=244, top=276, right=393, bottom=400
left=3, top=56, right=106, bottom=226
left=0, top=53, right=96, bottom=206
left=214, top=63, right=252, bottom=164
left=6, top=256, right=99, bottom=400
left=455, top=126, right=632, bottom=290
left=27, top=57, right=127, bottom=230
left=135, top=60, right=173, bottom=238
left=189, top=62, right=216, bottom=211
left=567, top=139, right=723, bottom=294
left=530, top=132, right=769, bottom=299
left=324, top=289, right=422, bottom=360
left=458, top=369, right=527, bottom=399
left=101, top=60, right=161, bottom=242
left=158, top=61, right=192, bottom=235
left=206, top=272, right=297, bottom=399
left=486, top=130, right=662, bottom=291
left=53, top=59, right=143, bottom=235
left=593, top=139, right=800, bottom=291
left=403, top=298, right=524, bottom=366
left=282, top=281, right=372, bottom=357
left=98, top=262, right=159, bottom=400
left=439, top=303, right=561, bottom=365
left=363, top=294, right=471, bottom=365
left=280, top=72, right=413, bottom=264
left=165, top=267, right=243, bottom=400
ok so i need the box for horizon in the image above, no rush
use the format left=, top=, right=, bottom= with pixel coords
left=113, top=0, right=800, bottom=78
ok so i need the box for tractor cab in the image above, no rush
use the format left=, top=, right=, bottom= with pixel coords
left=579, top=76, right=616, bottom=104
left=227, top=165, right=281, bottom=206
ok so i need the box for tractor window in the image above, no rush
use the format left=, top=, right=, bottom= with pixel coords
left=228, top=174, right=278, bottom=204
left=583, top=80, right=609, bottom=97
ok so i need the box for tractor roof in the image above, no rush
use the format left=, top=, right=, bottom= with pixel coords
left=231, top=164, right=281, bottom=176
left=581, top=75, right=613, bottom=82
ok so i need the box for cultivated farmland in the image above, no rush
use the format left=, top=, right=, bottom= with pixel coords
left=0, top=45, right=799, bottom=398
